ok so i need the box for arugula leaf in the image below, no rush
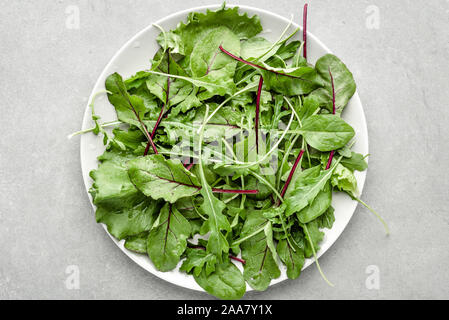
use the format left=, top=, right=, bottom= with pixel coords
left=147, top=204, right=191, bottom=272
left=285, top=165, right=336, bottom=216
left=180, top=247, right=217, bottom=277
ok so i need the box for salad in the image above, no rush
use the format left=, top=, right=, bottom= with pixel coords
left=77, top=3, right=388, bottom=300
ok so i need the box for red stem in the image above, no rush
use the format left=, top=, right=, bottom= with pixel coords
left=144, top=50, right=171, bottom=156
left=219, top=46, right=303, bottom=79
left=277, top=150, right=305, bottom=206
left=303, top=3, right=309, bottom=60
left=185, top=163, right=194, bottom=171
left=255, top=76, right=264, bottom=154
left=325, top=68, right=337, bottom=170
left=189, top=246, right=246, bottom=265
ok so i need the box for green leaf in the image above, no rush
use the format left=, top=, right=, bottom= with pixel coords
left=147, top=204, right=191, bottom=272
left=240, top=211, right=280, bottom=291
left=89, top=153, right=144, bottom=210
left=331, top=163, right=359, bottom=195
left=259, top=64, right=321, bottom=96
left=95, top=200, right=160, bottom=240
left=125, top=233, right=149, bottom=253
left=127, top=155, right=201, bottom=203
left=315, top=54, right=357, bottom=115
left=316, top=206, right=335, bottom=230
left=341, top=152, right=368, bottom=172
left=300, top=115, right=355, bottom=152
left=199, top=185, right=231, bottom=257
left=105, top=73, right=148, bottom=127
left=297, top=181, right=332, bottom=224
left=170, top=5, right=262, bottom=57
left=285, top=166, right=335, bottom=216
left=180, top=248, right=217, bottom=277
left=277, top=238, right=305, bottom=279
left=303, top=221, right=324, bottom=258
left=194, top=261, right=246, bottom=300
left=190, top=26, right=240, bottom=97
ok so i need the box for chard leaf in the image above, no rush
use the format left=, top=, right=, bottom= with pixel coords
left=147, top=204, right=191, bottom=272
left=259, top=64, right=322, bottom=96
left=240, top=211, right=280, bottom=291
left=105, top=73, right=148, bottom=127
left=194, top=261, right=246, bottom=300
left=314, top=54, right=357, bottom=115
left=190, top=26, right=240, bottom=97
left=127, top=155, right=201, bottom=203
left=277, top=238, right=305, bottom=279
left=299, top=115, right=355, bottom=152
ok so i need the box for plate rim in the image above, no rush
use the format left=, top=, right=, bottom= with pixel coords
left=80, top=3, right=369, bottom=294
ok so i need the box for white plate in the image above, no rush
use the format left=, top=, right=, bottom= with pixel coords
left=80, top=4, right=368, bottom=294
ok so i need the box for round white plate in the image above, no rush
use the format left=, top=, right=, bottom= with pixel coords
left=80, top=4, right=368, bottom=293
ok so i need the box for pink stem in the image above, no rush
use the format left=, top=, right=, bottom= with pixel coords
left=303, top=4, right=309, bottom=60
left=255, top=76, right=264, bottom=153
left=189, top=246, right=246, bottom=265
left=144, top=50, right=171, bottom=156
left=185, top=163, right=194, bottom=171
left=325, top=68, right=337, bottom=170
left=219, top=46, right=303, bottom=79
left=325, top=150, right=335, bottom=170
left=276, top=150, right=305, bottom=206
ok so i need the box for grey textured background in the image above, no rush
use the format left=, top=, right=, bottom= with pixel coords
left=1, top=0, right=448, bottom=300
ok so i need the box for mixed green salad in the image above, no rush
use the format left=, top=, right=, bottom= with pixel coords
left=76, top=3, right=388, bottom=299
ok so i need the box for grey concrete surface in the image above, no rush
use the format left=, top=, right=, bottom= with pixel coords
left=0, top=0, right=448, bottom=300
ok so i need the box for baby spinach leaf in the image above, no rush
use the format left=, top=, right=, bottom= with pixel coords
left=147, top=204, right=191, bottom=272
left=299, top=115, right=355, bottom=152
left=297, top=181, right=332, bottom=224
left=341, top=152, right=368, bottom=172
left=194, top=261, right=246, bottom=300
